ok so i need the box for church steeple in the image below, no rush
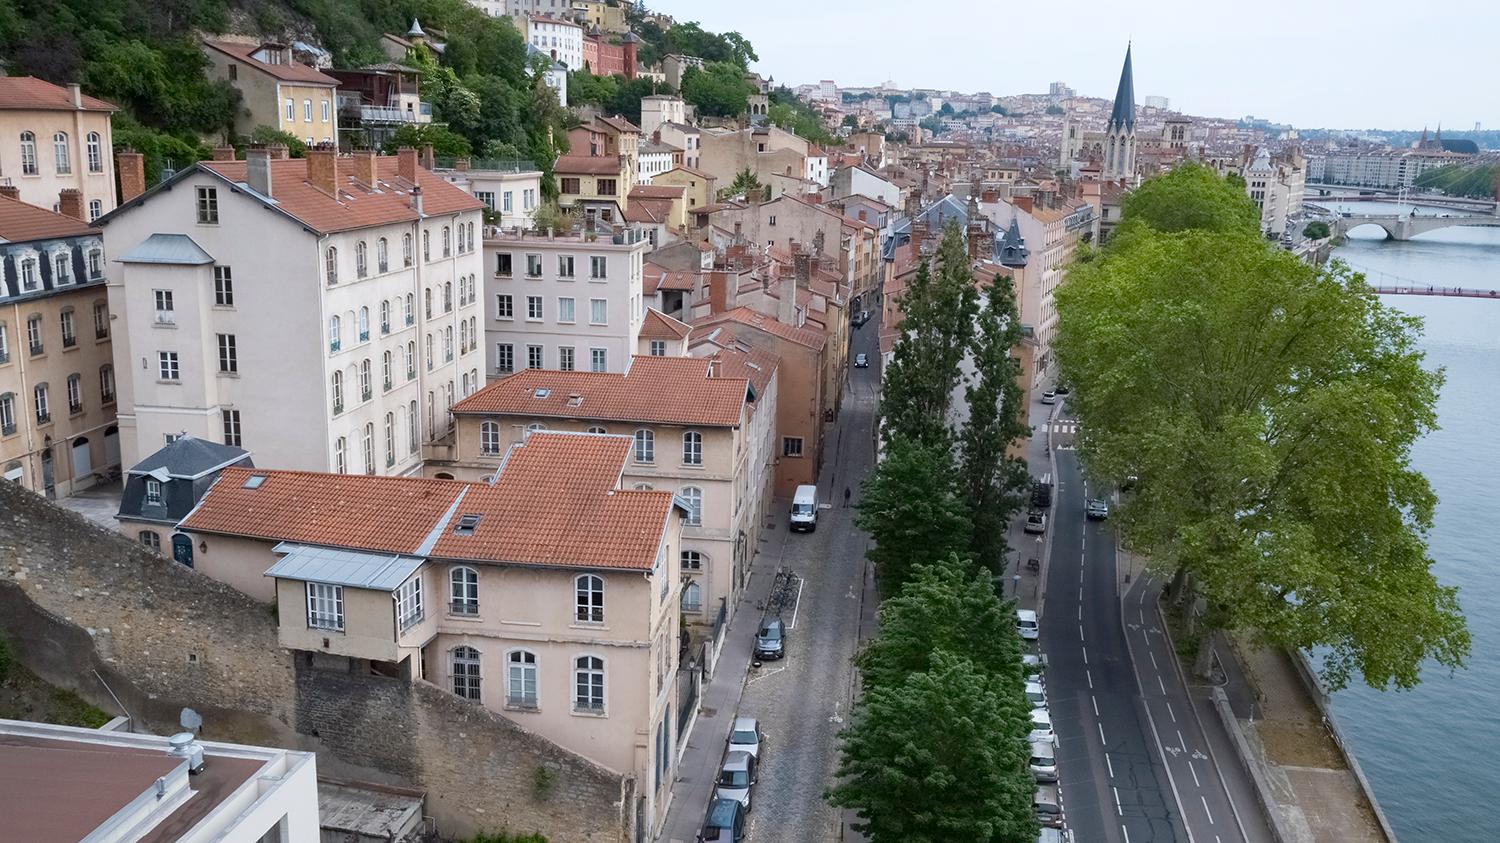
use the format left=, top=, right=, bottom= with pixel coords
left=1107, top=43, right=1136, bottom=133
left=1103, top=44, right=1137, bottom=183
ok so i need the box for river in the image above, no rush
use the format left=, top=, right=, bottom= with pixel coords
left=1323, top=202, right=1500, bottom=840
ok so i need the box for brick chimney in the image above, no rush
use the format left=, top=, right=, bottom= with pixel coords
left=455, top=158, right=470, bottom=172
left=350, top=149, right=378, bottom=186
left=117, top=150, right=146, bottom=202
left=305, top=146, right=338, bottom=194
left=268, top=144, right=290, bottom=160
left=0, top=185, right=19, bottom=202
left=246, top=147, right=274, bottom=198
left=212, top=146, right=237, bottom=162
left=397, top=147, right=420, bottom=183
left=708, top=270, right=730, bottom=314
left=420, top=144, right=435, bottom=170
left=58, top=189, right=84, bottom=221
left=1013, top=196, right=1034, bottom=214
left=792, top=250, right=812, bottom=286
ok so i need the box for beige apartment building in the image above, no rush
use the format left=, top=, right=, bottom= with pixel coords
left=202, top=40, right=340, bottom=145
left=177, top=432, right=685, bottom=836
left=0, top=77, right=118, bottom=221
left=0, top=190, right=118, bottom=498
left=431, top=353, right=778, bottom=631
left=98, top=147, right=485, bottom=474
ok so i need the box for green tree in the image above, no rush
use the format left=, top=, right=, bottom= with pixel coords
left=919, top=116, right=945, bottom=136
left=722, top=167, right=765, bottom=201
left=1302, top=220, right=1331, bottom=240
left=1045, top=104, right=1064, bottom=115
left=958, top=274, right=1031, bottom=573
left=242, top=126, right=306, bottom=158
left=937, top=102, right=955, bottom=117
left=381, top=124, right=473, bottom=158
left=828, top=651, right=1038, bottom=843
left=680, top=61, right=753, bottom=118
left=1054, top=219, right=1467, bottom=690
left=990, top=104, right=1008, bottom=115
left=856, top=437, right=971, bottom=597
left=111, top=115, right=210, bottom=187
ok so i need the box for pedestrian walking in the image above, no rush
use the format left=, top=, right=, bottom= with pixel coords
left=843, top=486, right=852, bottom=508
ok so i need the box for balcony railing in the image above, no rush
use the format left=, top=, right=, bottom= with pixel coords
left=0, top=350, right=9, bottom=364
left=68, top=401, right=81, bottom=415
left=1, top=423, right=14, bottom=436
left=333, top=401, right=344, bottom=415
left=450, top=601, right=479, bottom=616
left=308, top=612, right=343, bottom=631
left=361, top=387, right=372, bottom=402
left=29, top=343, right=43, bottom=357
left=330, top=340, right=341, bottom=353
left=360, top=103, right=432, bottom=123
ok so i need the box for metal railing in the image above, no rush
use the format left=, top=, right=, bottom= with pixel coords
left=359, top=103, right=432, bottom=123
left=434, top=156, right=540, bottom=173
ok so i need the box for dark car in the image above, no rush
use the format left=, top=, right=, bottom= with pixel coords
left=1086, top=498, right=1109, bottom=520
left=702, top=797, right=747, bottom=841
left=754, top=617, right=786, bottom=660
left=852, top=309, right=871, bottom=327
left=1031, top=480, right=1053, bottom=508
left=854, top=352, right=869, bottom=368
left=1035, top=784, right=1065, bottom=829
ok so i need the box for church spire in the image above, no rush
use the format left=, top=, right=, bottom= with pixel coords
left=1107, top=43, right=1136, bottom=133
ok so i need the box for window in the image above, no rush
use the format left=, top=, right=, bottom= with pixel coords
left=452, top=646, right=482, bottom=701
left=153, top=289, right=174, bottom=324
left=222, top=409, right=242, bottom=446
left=443, top=327, right=453, bottom=362
left=633, top=429, right=654, bottom=463
left=451, top=566, right=479, bottom=615
left=589, top=299, right=608, bottom=325
left=527, top=295, right=543, bottom=321
left=0, top=393, right=13, bottom=435
left=52, top=252, right=70, bottom=286
left=307, top=582, right=344, bottom=630
left=325, top=246, right=338, bottom=284
left=590, top=347, right=607, bottom=372
left=214, top=266, right=233, bottom=306
left=380, top=301, right=391, bottom=335
left=0, top=323, right=7, bottom=363
left=87, top=248, right=103, bottom=279
left=424, top=289, right=432, bottom=319
left=597, top=178, right=617, bottom=196
left=495, top=252, right=512, bottom=277
left=358, top=307, right=370, bottom=341
left=422, top=230, right=430, bottom=261
left=355, top=241, right=368, bottom=278
left=586, top=426, right=608, bottom=435
left=590, top=256, right=607, bottom=279
left=507, top=651, right=538, bottom=708
left=682, top=550, right=704, bottom=571
left=384, top=413, right=394, bottom=465
left=768, top=214, right=777, bottom=226
left=158, top=352, right=179, bottom=381
left=526, top=254, right=543, bottom=277
left=681, top=581, right=703, bottom=613
left=99, top=365, right=114, bottom=403
left=527, top=345, right=543, bottom=369
left=334, top=436, right=346, bottom=473
left=360, top=358, right=372, bottom=401
left=649, top=340, right=666, bottom=356
left=140, top=531, right=161, bottom=551
left=496, top=294, right=514, bottom=319
left=217, top=334, right=237, bottom=373
left=560, top=177, right=580, bottom=194
left=443, top=282, right=453, bottom=313
left=404, top=293, right=414, bottom=325
left=559, top=347, right=575, bottom=371
left=575, top=574, right=604, bottom=624
left=558, top=255, right=575, bottom=278
left=331, top=371, right=344, bottom=414
left=397, top=576, right=424, bottom=630
left=403, top=233, right=413, bottom=266
left=477, top=191, right=496, bottom=210
left=442, top=226, right=451, bottom=257
left=284, top=98, right=294, bottom=121
left=681, top=486, right=703, bottom=526
left=303, top=99, right=313, bottom=122
left=53, top=132, right=70, bottom=174
left=328, top=315, right=341, bottom=352
left=382, top=350, right=393, bottom=391
left=556, top=297, right=575, bottom=324
left=408, top=400, right=419, bottom=450
left=405, top=342, right=416, bottom=379
left=195, top=186, right=218, bottom=224
left=65, top=374, right=81, bottom=414
left=478, top=420, right=502, bottom=455
left=496, top=343, right=514, bottom=373
left=59, top=310, right=75, bottom=347
left=322, top=99, right=330, bottom=122
left=32, top=383, right=48, bottom=423
left=783, top=436, right=804, bottom=458
left=141, top=477, right=164, bottom=505
left=574, top=655, right=605, bottom=712
left=19, top=131, right=36, bottom=175
left=362, top=423, right=374, bottom=473
left=26, top=316, right=42, bottom=356
left=683, top=431, right=703, bottom=465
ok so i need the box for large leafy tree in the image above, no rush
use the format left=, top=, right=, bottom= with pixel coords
left=680, top=61, right=753, bottom=118
left=828, top=651, right=1038, bottom=843
left=856, top=437, right=971, bottom=597
left=1054, top=177, right=1468, bottom=689
left=722, top=167, right=765, bottom=201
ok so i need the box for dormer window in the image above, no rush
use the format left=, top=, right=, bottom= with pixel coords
left=454, top=513, right=482, bottom=535
left=144, top=479, right=163, bottom=505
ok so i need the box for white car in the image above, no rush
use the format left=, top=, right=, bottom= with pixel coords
left=1016, top=609, right=1039, bottom=641
left=1041, top=390, right=1057, bottom=405
left=1025, top=680, right=1048, bottom=709
left=1029, top=708, right=1057, bottom=745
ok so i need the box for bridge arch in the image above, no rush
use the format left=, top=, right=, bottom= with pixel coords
left=1340, top=221, right=1398, bottom=240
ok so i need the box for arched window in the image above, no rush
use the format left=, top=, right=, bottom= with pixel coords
left=480, top=420, right=500, bottom=454
left=633, top=429, right=654, bottom=463
left=459, top=319, right=468, bottom=353
left=681, top=581, right=703, bottom=613
left=331, top=371, right=344, bottom=414
left=403, top=233, right=413, bottom=266
left=524, top=422, right=546, bottom=440
left=632, top=482, right=654, bottom=490
left=467, top=316, right=477, bottom=352
left=451, top=646, right=482, bottom=701
left=87, top=199, right=102, bottom=222
left=443, top=326, right=453, bottom=361
left=405, top=341, right=416, bottom=379
left=334, top=436, right=347, bottom=473
left=468, top=222, right=475, bottom=251
left=325, top=246, right=338, bottom=284
left=52, top=131, right=69, bottom=174
left=680, top=486, right=703, bottom=526
left=382, top=351, right=394, bottom=391
left=586, top=426, right=607, bottom=435
left=573, top=655, right=605, bottom=712
left=380, top=300, right=390, bottom=334
left=442, top=225, right=451, bottom=256
left=376, top=237, right=389, bottom=272
left=19, top=131, right=37, bottom=175
left=355, top=241, right=368, bottom=278
left=507, top=650, right=538, bottom=708
left=86, top=132, right=102, bottom=172
left=683, top=431, right=702, bottom=465
left=362, top=422, right=374, bottom=473
left=424, top=288, right=432, bottom=318
left=404, top=293, right=414, bottom=325
left=383, top=412, right=394, bottom=466
left=443, top=281, right=453, bottom=312
left=54, top=253, right=71, bottom=285
left=451, top=566, right=479, bottom=615
left=408, top=399, right=419, bottom=450
left=422, top=230, right=430, bottom=261
left=329, top=315, right=341, bottom=352
left=357, top=306, right=369, bottom=341
left=575, top=574, right=604, bottom=624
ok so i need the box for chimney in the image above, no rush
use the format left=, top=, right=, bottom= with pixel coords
left=117, top=150, right=146, bottom=202
left=268, top=143, right=290, bottom=160
left=410, top=184, right=424, bottom=216
left=707, top=358, right=720, bottom=378
left=58, top=189, right=84, bottom=221
left=397, top=147, right=419, bottom=183
left=68, top=83, right=81, bottom=108
left=1013, top=196, right=1034, bottom=214
left=793, top=250, right=812, bottom=286
left=306, top=146, right=339, bottom=194
left=421, top=144, right=435, bottom=170
left=708, top=270, right=730, bottom=314
left=246, top=147, right=274, bottom=198
left=778, top=274, right=798, bottom=324
left=455, top=158, right=470, bottom=172
left=351, top=149, right=378, bottom=186
left=212, top=146, right=236, bottom=162
left=0, top=185, right=19, bottom=202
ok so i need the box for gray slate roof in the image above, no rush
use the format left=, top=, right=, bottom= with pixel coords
left=1108, top=44, right=1136, bottom=132
left=267, top=542, right=424, bottom=590
left=118, top=233, right=215, bottom=265
left=128, top=435, right=250, bottom=479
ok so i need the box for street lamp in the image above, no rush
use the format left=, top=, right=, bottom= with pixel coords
left=1012, top=574, right=1021, bottom=597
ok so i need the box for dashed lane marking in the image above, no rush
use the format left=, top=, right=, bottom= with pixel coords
left=1189, top=761, right=1201, bottom=787
left=1149, top=651, right=1158, bottom=670
left=1114, top=786, right=1124, bottom=816
left=1166, top=701, right=1176, bottom=723
left=1106, top=752, right=1115, bottom=779
left=1092, top=695, right=1100, bottom=716
left=1157, top=675, right=1168, bottom=695
left=1086, top=670, right=1094, bottom=689
left=1083, top=645, right=1089, bottom=665
left=1202, top=795, right=1216, bottom=825
left=1177, top=730, right=1187, bottom=751
left=1098, top=721, right=1108, bottom=746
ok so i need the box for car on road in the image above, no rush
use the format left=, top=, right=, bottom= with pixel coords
left=1016, top=609, right=1039, bottom=641
left=1022, top=653, right=1048, bottom=683
left=1029, top=740, right=1058, bottom=783
left=1028, top=708, right=1056, bottom=745
left=1024, top=510, right=1047, bottom=534
left=1053, top=383, right=1071, bottom=395
left=728, top=717, right=762, bottom=760
left=1034, top=785, right=1065, bottom=829
left=715, top=751, right=757, bottom=811
left=1040, top=390, right=1057, bottom=405
left=854, top=352, right=869, bottom=368
left=1037, top=829, right=1072, bottom=843
left=1031, top=480, right=1053, bottom=508
left=754, top=617, right=786, bottom=660
left=702, top=797, right=747, bottom=841
left=852, top=309, right=871, bottom=327
left=1086, top=498, right=1110, bottom=520
left=1025, top=680, right=1047, bottom=709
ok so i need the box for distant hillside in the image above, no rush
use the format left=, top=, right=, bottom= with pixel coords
left=1412, top=161, right=1500, bottom=200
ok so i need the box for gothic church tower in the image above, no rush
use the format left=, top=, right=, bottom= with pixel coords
left=1104, top=44, right=1137, bottom=182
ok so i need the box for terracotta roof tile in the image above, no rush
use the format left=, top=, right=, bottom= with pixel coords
left=639, top=307, right=692, bottom=340
left=623, top=196, right=673, bottom=224
left=630, top=184, right=686, bottom=200
left=453, top=356, right=749, bottom=426
left=0, top=196, right=97, bottom=242
left=203, top=41, right=339, bottom=86
left=0, top=77, right=117, bottom=112
left=692, top=307, right=827, bottom=351
left=691, top=339, right=779, bottom=397
left=642, top=262, right=696, bottom=292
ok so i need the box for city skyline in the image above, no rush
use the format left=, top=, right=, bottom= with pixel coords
left=647, top=0, right=1497, bottom=131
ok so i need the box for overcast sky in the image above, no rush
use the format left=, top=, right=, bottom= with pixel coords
left=645, top=1, right=1497, bottom=131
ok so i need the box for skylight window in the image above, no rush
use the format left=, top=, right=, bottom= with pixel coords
left=243, top=475, right=267, bottom=489
left=533, top=388, right=551, bottom=399
left=454, top=514, right=482, bottom=535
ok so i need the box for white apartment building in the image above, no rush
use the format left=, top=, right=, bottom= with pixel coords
left=98, top=148, right=485, bottom=474
left=526, top=15, right=584, bottom=71
left=806, top=148, right=829, bottom=187
left=437, top=161, right=543, bottom=229
left=637, top=141, right=678, bottom=184
left=640, top=94, right=686, bottom=139
left=1243, top=148, right=1306, bottom=237
left=656, top=122, right=701, bottom=171
left=483, top=228, right=648, bottom=376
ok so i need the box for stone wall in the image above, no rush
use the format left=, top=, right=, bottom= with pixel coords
left=0, top=482, right=631, bottom=842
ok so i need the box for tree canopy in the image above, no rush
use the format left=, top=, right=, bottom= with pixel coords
left=856, top=438, right=972, bottom=598
left=1116, top=162, right=1261, bottom=238
left=680, top=61, right=754, bottom=117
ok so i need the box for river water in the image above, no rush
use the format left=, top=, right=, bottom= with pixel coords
left=1322, top=202, right=1500, bottom=840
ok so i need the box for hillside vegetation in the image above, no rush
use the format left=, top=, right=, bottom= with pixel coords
left=1413, top=161, right=1500, bottom=200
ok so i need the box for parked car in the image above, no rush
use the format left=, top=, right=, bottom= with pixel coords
left=715, top=751, right=757, bottom=811
left=754, top=617, right=786, bottom=660
left=1121, top=474, right=1138, bottom=491
left=1031, top=480, right=1053, bottom=508
left=728, top=717, right=762, bottom=759
left=1025, top=680, right=1047, bottom=709
left=854, top=352, right=869, bottom=368
left=1053, top=383, right=1071, bottom=395
left=1016, top=609, right=1039, bottom=641
left=1037, top=829, right=1072, bottom=843
left=1040, top=390, right=1057, bottom=405
left=702, top=797, right=747, bottom=841
left=852, top=309, right=871, bottom=327
left=1023, top=653, right=1048, bottom=685
left=1030, top=740, right=1058, bottom=783
left=1028, top=708, right=1056, bottom=745
left=1035, top=784, right=1065, bottom=829
left=1086, top=498, right=1110, bottom=520
left=1024, top=510, right=1047, bottom=534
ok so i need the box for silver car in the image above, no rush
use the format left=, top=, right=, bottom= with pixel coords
left=728, top=716, right=762, bottom=759
left=715, top=750, right=757, bottom=811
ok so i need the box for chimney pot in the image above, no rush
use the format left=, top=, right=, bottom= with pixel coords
left=58, top=189, right=84, bottom=221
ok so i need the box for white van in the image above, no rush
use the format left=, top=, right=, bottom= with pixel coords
left=790, top=485, right=818, bottom=532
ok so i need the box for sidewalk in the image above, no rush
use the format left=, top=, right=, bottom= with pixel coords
left=1005, top=397, right=1058, bottom=613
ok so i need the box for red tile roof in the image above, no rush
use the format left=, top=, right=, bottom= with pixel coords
left=693, top=307, right=827, bottom=351
left=596, top=115, right=641, bottom=134
left=198, top=156, right=481, bottom=235
left=630, top=184, right=686, bottom=200
left=623, top=196, right=674, bottom=224
left=0, top=196, right=98, bottom=243
left=639, top=307, right=691, bottom=340
left=0, top=77, right=117, bottom=112
left=554, top=155, right=624, bottom=176
left=453, top=356, right=750, bottom=426
left=202, top=41, right=339, bottom=86
left=692, top=340, right=779, bottom=397
left=642, top=262, right=697, bottom=293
